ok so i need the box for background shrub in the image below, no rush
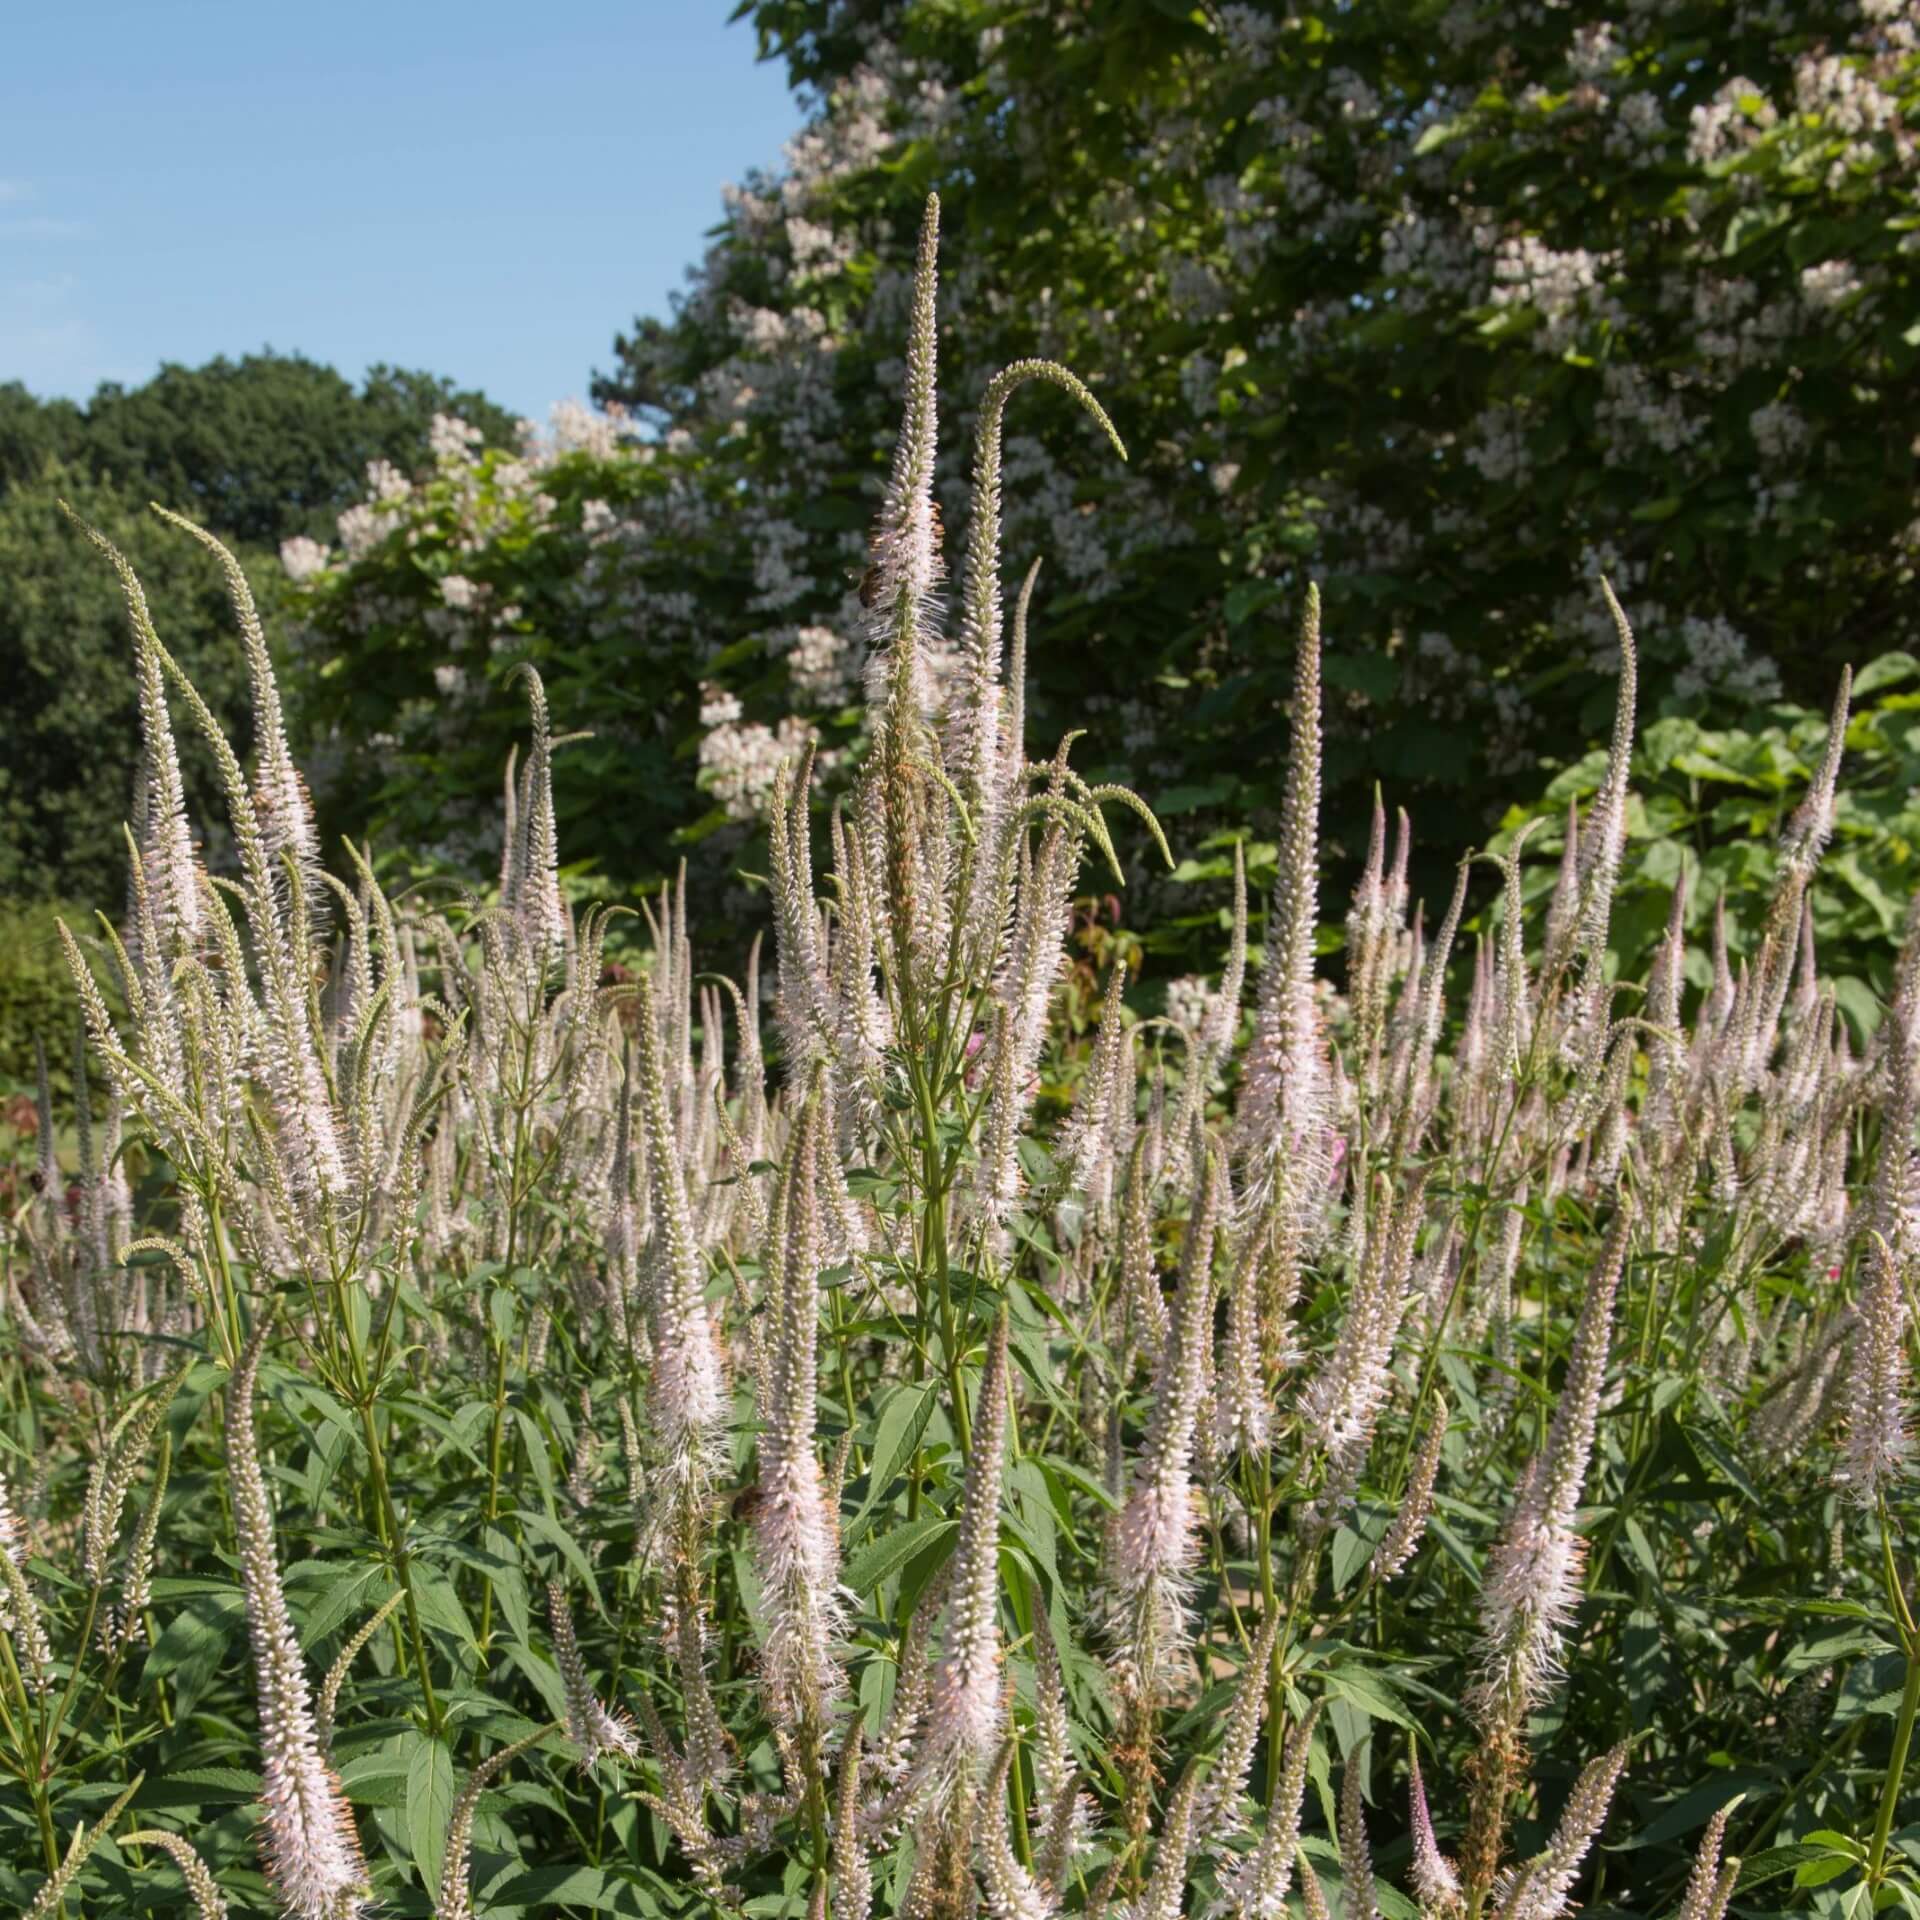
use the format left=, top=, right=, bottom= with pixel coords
left=288, top=0, right=1920, bottom=938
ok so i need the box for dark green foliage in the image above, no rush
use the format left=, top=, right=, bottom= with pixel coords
left=582, top=0, right=1920, bottom=923
left=0, top=902, right=97, bottom=1103
left=0, top=355, right=519, bottom=917
left=1495, top=653, right=1920, bottom=1033
left=0, top=355, right=519, bottom=546
left=0, top=468, right=254, bottom=909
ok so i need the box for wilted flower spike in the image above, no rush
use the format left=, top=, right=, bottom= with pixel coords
left=1374, top=1392, right=1447, bottom=1581
left=1303, top=1169, right=1428, bottom=1525
left=1494, top=821, right=1541, bottom=1083
left=1119, top=1136, right=1171, bottom=1364
left=0, top=1550, right=51, bottom=1691
left=633, top=969, right=728, bottom=1476
left=118, top=1433, right=171, bottom=1643
left=1197, top=1611, right=1279, bottom=1837
left=1212, top=1220, right=1271, bottom=1463
left=24, top=1777, right=143, bottom=1920
left=1340, top=1750, right=1380, bottom=1920
left=1241, top=590, right=1326, bottom=1213
left=1408, top=1751, right=1462, bottom=1916
left=1844, top=1015, right=1914, bottom=1502
left=227, top=1320, right=370, bottom=1919
left=1297, top=1852, right=1331, bottom=1920
left=70, top=509, right=202, bottom=953
left=981, top=1739, right=1058, bottom=1920
left=83, top=1363, right=187, bottom=1585
left=1059, top=960, right=1131, bottom=1199
left=76, top=517, right=352, bottom=1214
left=1845, top=1226, right=1910, bottom=1503
left=548, top=1582, right=639, bottom=1771
left=1028, top=1610, right=1089, bottom=1888
left=753, top=1090, right=844, bottom=1727
left=154, top=507, right=321, bottom=923
left=314, top=1592, right=402, bottom=1750
left=1139, top=1764, right=1202, bottom=1920
left=1565, top=582, right=1636, bottom=979
left=1106, top=1140, right=1222, bottom=1699
left=1217, top=1702, right=1320, bottom=1920
left=1739, top=666, right=1854, bottom=1083
left=925, top=1309, right=1013, bottom=1777
left=952, top=358, right=1125, bottom=824
left=869, top=192, right=944, bottom=734
left=832, top=1730, right=875, bottom=1920
left=437, top=1725, right=556, bottom=1920
left=1494, top=1743, right=1626, bottom=1920
left=1673, top=1801, right=1740, bottom=1920
left=1781, top=667, right=1852, bottom=883
left=506, top=665, right=571, bottom=958
left=1471, top=1205, right=1631, bottom=1731
left=769, top=752, right=832, bottom=1075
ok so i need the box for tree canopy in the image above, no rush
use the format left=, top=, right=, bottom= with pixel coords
left=292, top=0, right=1919, bottom=939
left=0, top=354, right=518, bottom=902
left=0, top=353, right=519, bottom=546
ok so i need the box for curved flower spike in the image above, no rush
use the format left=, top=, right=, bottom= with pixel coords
left=548, top=1581, right=639, bottom=1772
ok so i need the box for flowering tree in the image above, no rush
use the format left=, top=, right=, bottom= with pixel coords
left=290, top=0, right=1920, bottom=926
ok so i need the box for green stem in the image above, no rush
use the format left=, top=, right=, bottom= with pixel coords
left=1869, top=1506, right=1920, bottom=1890
left=357, top=1397, right=444, bottom=1736
left=0, top=1634, right=56, bottom=1880
left=1868, top=1653, right=1920, bottom=1890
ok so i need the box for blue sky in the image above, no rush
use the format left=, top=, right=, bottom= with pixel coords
left=1, top=2, right=802, bottom=422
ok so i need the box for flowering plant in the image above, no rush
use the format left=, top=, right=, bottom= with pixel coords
left=290, top=0, right=1920, bottom=946
left=1, top=195, right=1917, bottom=1920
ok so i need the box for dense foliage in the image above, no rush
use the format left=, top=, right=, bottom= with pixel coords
left=1, top=200, right=1917, bottom=1920
left=0, top=357, right=518, bottom=547
left=293, top=0, right=1920, bottom=919
left=1494, top=648, right=1920, bottom=1040
left=0, top=356, right=515, bottom=910
left=0, top=468, right=258, bottom=911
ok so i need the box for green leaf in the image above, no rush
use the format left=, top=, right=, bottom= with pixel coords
left=515, top=1408, right=558, bottom=1506
left=298, top=1561, right=388, bottom=1651
left=483, top=1526, right=533, bottom=1650
left=1742, top=1845, right=1844, bottom=1888
left=411, top=1565, right=480, bottom=1654
left=1619, top=1776, right=1766, bottom=1849
left=1225, top=580, right=1284, bottom=626
left=490, top=1864, right=649, bottom=1912
left=1798, top=1852, right=1860, bottom=1888
left=1038, top=1455, right=1118, bottom=1514
left=405, top=1732, right=457, bottom=1893
left=1331, top=1504, right=1391, bottom=1593
left=1839, top=1881, right=1877, bottom=1920
left=843, top=1516, right=957, bottom=1597
left=1322, top=1663, right=1416, bottom=1731
left=1804, top=1830, right=1867, bottom=1860
left=515, top=1507, right=601, bottom=1597
left=1783, top=1626, right=1894, bottom=1676
left=145, top=1588, right=246, bottom=1717
left=1855, top=652, right=1919, bottom=697
left=853, top=1382, right=939, bottom=1533
left=131, top=1767, right=262, bottom=1810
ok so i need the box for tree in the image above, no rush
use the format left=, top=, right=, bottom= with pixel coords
left=0, top=466, right=254, bottom=908
left=52, top=353, right=521, bottom=547
left=0, top=383, right=82, bottom=491
left=0, top=355, right=519, bottom=904
left=300, top=0, right=1920, bottom=933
